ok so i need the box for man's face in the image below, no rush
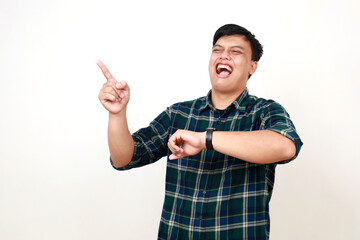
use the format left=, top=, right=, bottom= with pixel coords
left=209, top=35, right=257, bottom=95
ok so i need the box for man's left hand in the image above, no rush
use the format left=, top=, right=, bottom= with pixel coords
left=167, top=130, right=206, bottom=160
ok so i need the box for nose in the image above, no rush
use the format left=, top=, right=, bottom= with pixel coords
left=219, top=51, right=230, bottom=60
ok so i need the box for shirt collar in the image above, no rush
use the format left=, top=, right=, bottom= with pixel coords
left=199, top=88, right=250, bottom=113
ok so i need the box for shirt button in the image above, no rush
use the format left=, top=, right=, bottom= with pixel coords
left=203, top=190, right=207, bottom=195
left=217, top=120, right=223, bottom=125
left=199, top=215, right=203, bottom=220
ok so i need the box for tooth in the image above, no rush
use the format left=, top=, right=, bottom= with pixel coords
left=217, top=64, right=232, bottom=72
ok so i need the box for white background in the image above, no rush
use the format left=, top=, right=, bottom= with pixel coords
left=1, top=0, right=359, bottom=239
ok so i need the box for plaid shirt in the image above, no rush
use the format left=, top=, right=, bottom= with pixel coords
left=113, top=88, right=303, bottom=239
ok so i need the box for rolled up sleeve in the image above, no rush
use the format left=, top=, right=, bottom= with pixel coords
left=111, top=108, right=170, bottom=170
left=261, top=102, right=303, bottom=163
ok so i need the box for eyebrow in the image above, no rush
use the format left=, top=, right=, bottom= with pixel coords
left=213, top=44, right=223, bottom=49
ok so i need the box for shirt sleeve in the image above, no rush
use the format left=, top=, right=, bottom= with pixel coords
left=111, top=108, right=171, bottom=170
left=260, top=101, right=303, bottom=164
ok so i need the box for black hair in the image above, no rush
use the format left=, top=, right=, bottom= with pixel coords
left=213, top=24, right=263, bottom=62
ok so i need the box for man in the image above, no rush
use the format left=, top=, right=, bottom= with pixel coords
left=97, top=24, right=303, bottom=239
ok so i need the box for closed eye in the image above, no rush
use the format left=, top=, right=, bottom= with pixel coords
left=231, top=46, right=245, bottom=54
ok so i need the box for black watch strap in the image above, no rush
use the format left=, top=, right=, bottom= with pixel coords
left=206, top=128, right=216, bottom=150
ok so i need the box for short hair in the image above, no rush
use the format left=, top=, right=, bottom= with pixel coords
left=213, top=24, right=263, bottom=62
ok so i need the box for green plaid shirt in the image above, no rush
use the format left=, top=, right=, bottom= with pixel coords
left=113, top=88, right=303, bottom=240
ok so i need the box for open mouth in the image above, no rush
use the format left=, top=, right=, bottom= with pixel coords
left=216, top=64, right=233, bottom=78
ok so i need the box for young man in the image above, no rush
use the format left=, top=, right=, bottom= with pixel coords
left=97, top=24, right=303, bottom=239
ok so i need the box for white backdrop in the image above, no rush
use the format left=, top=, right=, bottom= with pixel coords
left=1, top=0, right=359, bottom=239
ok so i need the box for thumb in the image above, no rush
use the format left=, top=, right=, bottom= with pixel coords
left=169, top=153, right=183, bottom=160
left=116, top=80, right=129, bottom=90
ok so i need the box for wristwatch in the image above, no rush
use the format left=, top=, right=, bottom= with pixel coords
left=206, top=128, right=216, bottom=150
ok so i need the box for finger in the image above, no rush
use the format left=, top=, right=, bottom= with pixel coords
left=168, top=136, right=179, bottom=152
left=169, top=154, right=181, bottom=160
left=96, top=60, right=115, bottom=82
left=101, top=92, right=117, bottom=102
left=168, top=137, right=184, bottom=157
left=103, top=81, right=123, bottom=99
left=167, top=141, right=176, bottom=154
left=169, top=149, right=184, bottom=160
left=104, top=86, right=121, bottom=99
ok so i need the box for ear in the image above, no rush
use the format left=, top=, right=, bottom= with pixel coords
left=249, top=61, right=258, bottom=75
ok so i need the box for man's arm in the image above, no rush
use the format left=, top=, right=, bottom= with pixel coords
left=212, top=130, right=296, bottom=163
left=107, top=111, right=134, bottom=168
left=168, top=129, right=296, bottom=164
left=97, top=60, right=134, bottom=168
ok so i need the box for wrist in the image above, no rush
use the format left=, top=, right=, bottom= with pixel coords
left=109, top=109, right=127, bottom=120
left=200, top=131, right=207, bottom=150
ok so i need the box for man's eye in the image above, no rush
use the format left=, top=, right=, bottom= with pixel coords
left=232, top=51, right=241, bottom=54
left=213, top=48, right=221, bottom=52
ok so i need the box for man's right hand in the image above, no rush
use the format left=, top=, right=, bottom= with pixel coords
left=97, top=60, right=130, bottom=114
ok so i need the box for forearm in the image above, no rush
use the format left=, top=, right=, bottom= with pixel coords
left=108, top=110, right=134, bottom=168
left=212, top=130, right=296, bottom=164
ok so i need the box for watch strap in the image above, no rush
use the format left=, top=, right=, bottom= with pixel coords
left=206, top=128, right=215, bottom=150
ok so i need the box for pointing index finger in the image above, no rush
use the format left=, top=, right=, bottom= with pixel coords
left=96, top=60, right=115, bottom=82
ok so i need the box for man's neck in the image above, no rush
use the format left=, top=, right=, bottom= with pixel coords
left=211, top=88, right=246, bottom=110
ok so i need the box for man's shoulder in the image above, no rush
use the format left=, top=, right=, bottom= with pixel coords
left=247, top=94, right=276, bottom=108
left=244, top=94, right=292, bottom=120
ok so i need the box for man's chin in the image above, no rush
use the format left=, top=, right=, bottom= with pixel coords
left=211, top=84, right=234, bottom=94
left=210, top=77, right=233, bottom=89
left=211, top=82, right=245, bottom=95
